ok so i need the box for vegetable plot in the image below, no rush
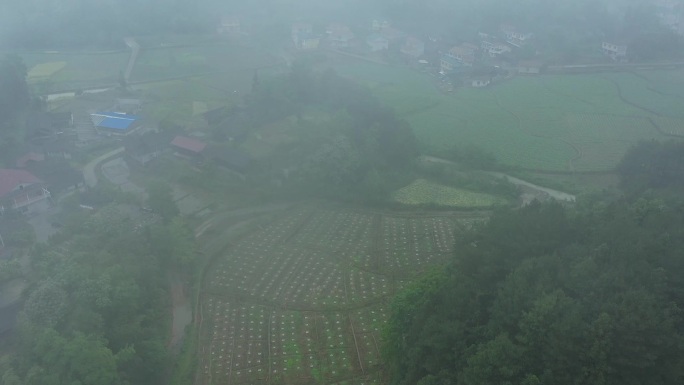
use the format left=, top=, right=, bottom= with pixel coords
left=392, top=179, right=508, bottom=208
left=199, top=205, right=485, bottom=384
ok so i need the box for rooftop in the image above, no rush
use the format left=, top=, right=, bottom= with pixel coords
left=0, top=169, right=42, bottom=198
left=171, top=135, right=207, bottom=154
left=91, top=112, right=140, bottom=131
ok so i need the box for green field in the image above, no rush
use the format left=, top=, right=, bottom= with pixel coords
left=19, top=51, right=129, bottom=92
left=392, top=179, right=508, bottom=208
left=331, top=59, right=684, bottom=172
left=131, top=43, right=277, bottom=82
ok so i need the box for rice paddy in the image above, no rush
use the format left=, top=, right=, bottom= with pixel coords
left=331, top=59, right=684, bottom=172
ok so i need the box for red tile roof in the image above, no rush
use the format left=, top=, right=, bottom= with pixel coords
left=0, top=169, right=42, bottom=198
left=171, top=136, right=207, bottom=154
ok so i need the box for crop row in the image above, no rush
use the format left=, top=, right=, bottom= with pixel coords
left=201, top=298, right=386, bottom=384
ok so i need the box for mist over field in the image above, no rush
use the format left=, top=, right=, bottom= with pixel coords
left=2, top=0, right=684, bottom=384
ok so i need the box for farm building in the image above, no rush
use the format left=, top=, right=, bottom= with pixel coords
left=0, top=169, right=51, bottom=215
left=440, top=55, right=462, bottom=74
left=500, top=24, right=533, bottom=47
left=445, top=45, right=476, bottom=67
left=327, top=23, right=355, bottom=48
left=602, top=41, right=628, bottom=61
left=26, top=111, right=73, bottom=139
left=481, top=41, right=511, bottom=57
left=294, top=32, right=320, bottom=50
left=471, top=77, right=491, bottom=88
left=125, top=132, right=170, bottom=166
left=401, top=37, right=425, bottom=58
left=15, top=137, right=73, bottom=168
left=25, top=159, right=84, bottom=194
left=90, top=112, right=141, bottom=135
left=116, top=98, right=143, bottom=114
left=366, top=34, right=389, bottom=51
left=204, top=146, right=251, bottom=173
left=171, top=135, right=207, bottom=160
left=518, top=61, right=543, bottom=74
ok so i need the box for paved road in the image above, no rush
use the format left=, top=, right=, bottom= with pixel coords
left=123, top=37, right=140, bottom=83
left=83, top=147, right=125, bottom=187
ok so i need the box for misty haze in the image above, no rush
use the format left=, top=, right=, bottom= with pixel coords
left=2, top=0, right=684, bottom=384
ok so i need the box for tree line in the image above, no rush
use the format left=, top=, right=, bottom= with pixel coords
left=0, top=184, right=196, bottom=385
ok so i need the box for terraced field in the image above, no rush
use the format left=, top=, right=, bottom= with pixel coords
left=198, top=204, right=485, bottom=385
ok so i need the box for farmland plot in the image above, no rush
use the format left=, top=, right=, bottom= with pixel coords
left=199, top=205, right=481, bottom=384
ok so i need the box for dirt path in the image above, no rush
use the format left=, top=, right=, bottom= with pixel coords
left=168, top=273, right=192, bottom=351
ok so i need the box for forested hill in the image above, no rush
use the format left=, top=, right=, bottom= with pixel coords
left=383, top=142, right=684, bottom=385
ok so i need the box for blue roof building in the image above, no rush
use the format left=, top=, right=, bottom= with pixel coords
left=90, top=112, right=140, bottom=133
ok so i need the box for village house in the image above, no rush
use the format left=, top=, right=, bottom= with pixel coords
left=371, top=18, right=390, bottom=32
left=401, top=36, right=425, bottom=58
left=171, top=135, right=207, bottom=160
left=326, top=23, right=355, bottom=49
left=443, top=44, right=476, bottom=68
left=471, top=77, right=491, bottom=88
left=26, top=111, right=73, bottom=140
left=440, top=55, right=461, bottom=74
left=366, top=34, right=389, bottom=52
left=15, top=137, right=74, bottom=169
left=500, top=24, right=533, bottom=47
left=0, top=169, right=51, bottom=215
left=115, top=98, right=143, bottom=114
left=481, top=40, right=512, bottom=57
left=602, top=41, right=628, bottom=61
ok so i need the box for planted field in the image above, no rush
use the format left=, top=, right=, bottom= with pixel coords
left=331, top=58, right=684, bottom=172
left=19, top=52, right=129, bottom=92
left=199, top=205, right=481, bottom=384
left=27, top=61, right=66, bottom=80
left=392, top=179, right=508, bottom=208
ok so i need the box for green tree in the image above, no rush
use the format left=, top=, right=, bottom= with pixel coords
left=146, top=181, right=180, bottom=221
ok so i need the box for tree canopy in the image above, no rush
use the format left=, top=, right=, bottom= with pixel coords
left=384, top=141, right=684, bottom=385
left=384, top=196, right=684, bottom=385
